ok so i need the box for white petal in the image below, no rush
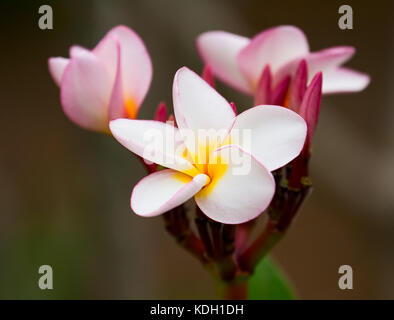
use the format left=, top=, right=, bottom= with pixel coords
left=321, top=67, right=370, bottom=94
left=274, top=46, right=358, bottom=89
left=132, top=170, right=209, bottom=217
left=196, top=31, right=251, bottom=94
left=195, top=145, right=275, bottom=224
left=173, top=67, right=236, bottom=158
left=109, top=119, right=200, bottom=176
left=238, top=26, right=309, bottom=89
left=229, top=105, right=307, bottom=171
left=48, top=57, right=69, bottom=86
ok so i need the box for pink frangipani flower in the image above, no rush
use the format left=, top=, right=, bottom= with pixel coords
left=196, top=25, right=370, bottom=97
left=109, top=67, right=307, bottom=224
left=48, top=25, right=152, bottom=133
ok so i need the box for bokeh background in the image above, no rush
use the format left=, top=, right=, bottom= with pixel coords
left=1, top=0, right=393, bottom=299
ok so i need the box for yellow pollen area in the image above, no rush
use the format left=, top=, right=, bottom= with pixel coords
left=283, top=88, right=291, bottom=108
left=197, top=155, right=228, bottom=198
left=176, top=139, right=229, bottom=196
left=125, top=98, right=138, bottom=119
left=173, top=172, right=193, bottom=184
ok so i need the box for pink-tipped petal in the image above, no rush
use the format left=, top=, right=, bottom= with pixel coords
left=289, top=60, right=308, bottom=112
left=196, top=31, right=251, bottom=94
left=305, top=46, right=355, bottom=78
left=60, top=46, right=112, bottom=132
left=94, top=25, right=152, bottom=112
left=238, top=26, right=309, bottom=89
left=195, top=145, right=275, bottom=224
left=108, top=39, right=128, bottom=120
left=254, top=65, right=272, bottom=105
left=132, top=170, right=209, bottom=217
left=299, top=72, right=322, bottom=147
left=92, top=32, right=118, bottom=80
left=173, top=67, right=236, bottom=155
left=275, top=46, right=363, bottom=93
left=321, top=67, right=370, bottom=94
left=229, top=105, right=307, bottom=171
left=109, top=119, right=199, bottom=175
left=109, top=26, right=152, bottom=106
left=154, top=102, right=168, bottom=122
left=48, top=57, right=69, bottom=86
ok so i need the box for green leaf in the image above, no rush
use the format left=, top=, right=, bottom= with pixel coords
left=248, top=256, right=295, bottom=300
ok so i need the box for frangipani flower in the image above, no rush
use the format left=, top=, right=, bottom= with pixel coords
left=109, top=67, right=307, bottom=224
left=196, top=25, right=370, bottom=96
left=48, top=25, right=152, bottom=132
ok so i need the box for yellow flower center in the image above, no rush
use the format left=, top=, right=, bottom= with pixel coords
left=179, top=137, right=232, bottom=195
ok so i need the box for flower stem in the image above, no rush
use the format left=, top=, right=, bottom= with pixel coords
left=163, top=206, right=208, bottom=265
left=195, top=206, right=214, bottom=258
left=237, top=154, right=312, bottom=274
left=238, top=219, right=283, bottom=273
left=217, top=279, right=249, bottom=300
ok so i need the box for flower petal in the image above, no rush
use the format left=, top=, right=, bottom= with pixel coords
left=321, top=67, right=370, bottom=94
left=274, top=46, right=365, bottom=93
left=289, top=59, right=308, bottom=112
left=304, top=46, right=355, bottom=78
left=195, top=145, right=275, bottom=224
left=302, top=46, right=370, bottom=93
left=109, top=118, right=200, bottom=176
left=60, top=46, right=112, bottom=132
left=99, top=26, right=152, bottom=106
left=196, top=31, right=251, bottom=94
left=271, top=76, right=291, bottom=106
left=48, top=57, right=69, bottom=86
left=132, top=169, right=209, bottom=217
left=238, top=26, right=309, bottom=90
left=93, top=25, right=152, bottom=116
left=108, top=39, right=128, bottom=120
left=173, top=67, right=236, bottom=158
left=299, top=72, right=322, bottom=147
left=254, top=65, right=272, bottom=105
left=229, top=105, right=307, bottom=171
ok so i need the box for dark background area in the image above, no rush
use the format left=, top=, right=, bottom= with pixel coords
left=1, top=0, right=393, bottom=299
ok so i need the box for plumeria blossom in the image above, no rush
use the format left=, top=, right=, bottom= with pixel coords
left=48, top=25, right=152, bottom=132
left=196, top=25, right=370, bottom=96
left=109, top=67, right=307, bottom=224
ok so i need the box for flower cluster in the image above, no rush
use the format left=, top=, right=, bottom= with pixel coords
left=49, top=24, right=369, bottom=284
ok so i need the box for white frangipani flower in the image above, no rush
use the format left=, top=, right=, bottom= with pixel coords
left=110, top=67, right=307, bottom=224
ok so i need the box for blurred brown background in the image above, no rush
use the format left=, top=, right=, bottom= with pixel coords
left=1, top=0, right=393, bottom=299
